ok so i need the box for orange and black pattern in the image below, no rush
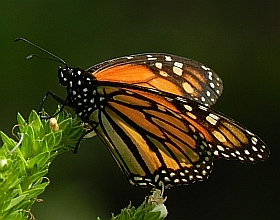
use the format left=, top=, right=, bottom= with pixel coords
left=55, top=53, right=269, bottom=189
left=87, top=54, right=223, bottom=107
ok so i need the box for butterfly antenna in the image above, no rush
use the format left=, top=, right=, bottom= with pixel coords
left=26, top=54, right=66, bottom=64
left=15, top=38, right=66, bottom=65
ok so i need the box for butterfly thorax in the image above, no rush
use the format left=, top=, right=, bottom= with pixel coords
left=58, top=66, right=102, bottom=121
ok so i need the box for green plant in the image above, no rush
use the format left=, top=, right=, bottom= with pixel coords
left=0, top=108, right=167, bottom=219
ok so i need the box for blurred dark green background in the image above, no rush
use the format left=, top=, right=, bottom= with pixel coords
left=0, top=1, right=279, bottom=219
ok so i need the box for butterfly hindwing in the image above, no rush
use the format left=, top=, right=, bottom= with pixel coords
left=93, top=86, right=214, bottom=188
left=89, top=85, right=268, bottom=189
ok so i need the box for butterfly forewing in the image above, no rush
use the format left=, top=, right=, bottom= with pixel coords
left=87, top=53, right=223, bottom=106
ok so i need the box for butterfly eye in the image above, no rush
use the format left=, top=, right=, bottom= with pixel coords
left=58, top=66, right=73, bottom=86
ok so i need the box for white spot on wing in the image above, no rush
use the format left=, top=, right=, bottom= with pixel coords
left=159, top=71, right=168, bottom=77
left=147, top=57, right=157, bottom=61
left=199, top=105, right=208, bottom=111
left=173, top=66, right=183, bottom=76
left=251, top=137, right=258, bottom=145
left=155, top=62, right=163, bottom=69
left=201, top=65, right=210, bottom=70
left=165, top=56, right=172, bottom=61
left=184, top=104, right=193, bottom=111
left=206, top=113, right=220, bottom=125
left=174, top=62, right=183, bottom=68
left=217, top=145, right=225, bottom=151
left=182, top=82, right=194, bottom=93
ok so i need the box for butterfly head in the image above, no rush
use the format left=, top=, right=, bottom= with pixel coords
left=58, top=66, right=84, bottom=87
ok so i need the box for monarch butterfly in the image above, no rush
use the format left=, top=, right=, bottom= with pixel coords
left=16, top=38, right=269, bottom=189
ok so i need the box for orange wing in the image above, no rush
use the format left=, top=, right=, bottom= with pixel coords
left=87, top=53, right=223, bottom=107
left=88, top=85, right=269, bottom=189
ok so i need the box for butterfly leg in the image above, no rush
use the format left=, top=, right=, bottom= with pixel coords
left=38, top=90, right=69, bottom=119
left=72, top=121, right=99, bottom=154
